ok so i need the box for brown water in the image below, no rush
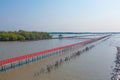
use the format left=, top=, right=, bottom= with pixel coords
left=0, top=34, right=118, bottom=80
left=0, top=38, right=86, bottom=60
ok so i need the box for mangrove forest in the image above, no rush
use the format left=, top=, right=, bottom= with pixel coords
left=0, top=30, right=52, bottom=41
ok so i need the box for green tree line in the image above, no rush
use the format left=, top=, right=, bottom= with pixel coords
left=0, top=30, right=52, bottom=41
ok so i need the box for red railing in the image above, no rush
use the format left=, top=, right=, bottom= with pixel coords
left=0, top=35, right=110, bottom=66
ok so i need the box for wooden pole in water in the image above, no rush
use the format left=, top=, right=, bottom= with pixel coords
left=1, top=66, right=4, bottom=71
left=32, top=57, right=34, bottom=62
left=11, top=63, right=13, bottom=68
left=18, top=61, right=21, bottom=66
left=3, top=65, right=5, bottom=71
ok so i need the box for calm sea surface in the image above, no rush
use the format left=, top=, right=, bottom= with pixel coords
left=0, top=34, right=119, bottom=80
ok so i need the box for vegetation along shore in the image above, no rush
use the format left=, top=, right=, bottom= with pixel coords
left=0, top=30, right=52, bottom=41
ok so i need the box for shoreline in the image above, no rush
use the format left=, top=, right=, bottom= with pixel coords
left=0, top=39, right=52, bottom=42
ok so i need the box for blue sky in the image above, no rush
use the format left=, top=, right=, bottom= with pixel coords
left=0, top=0, right=120, bottom=32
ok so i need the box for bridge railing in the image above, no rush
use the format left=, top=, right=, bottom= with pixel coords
left=0, top=35, right=110, bottom=71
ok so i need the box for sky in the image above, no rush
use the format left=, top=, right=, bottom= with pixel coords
left=0, top=0, right=120, bottom=32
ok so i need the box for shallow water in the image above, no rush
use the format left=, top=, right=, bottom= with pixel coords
left=33, top=36, right=116, bottom=80
left=0, top=34, right=119, bottom=80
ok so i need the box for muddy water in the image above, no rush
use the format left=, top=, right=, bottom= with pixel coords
left=0, top=35, right=118, bottom=80
left=32, top=37, right=115, bottom=80
left=0, top=38, right=86, bottom=60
